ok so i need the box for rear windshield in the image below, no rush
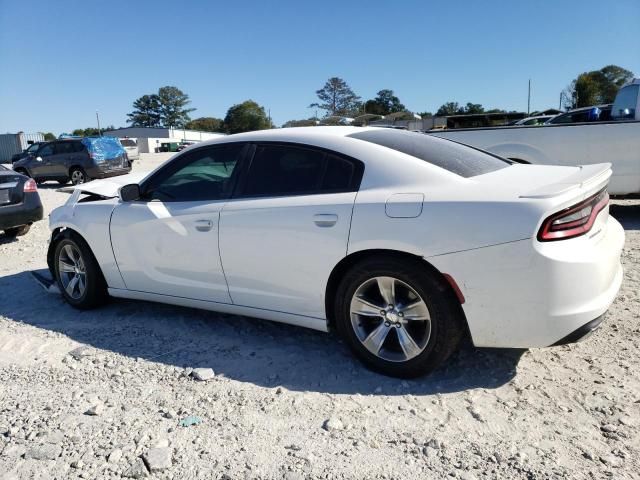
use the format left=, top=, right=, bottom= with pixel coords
left=348, top=129, right=511, bottom=178
left=120, top=139, right=137, bottom=147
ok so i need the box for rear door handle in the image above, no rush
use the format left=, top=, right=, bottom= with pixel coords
left=313, top=214, right=338, bottom=227
left=195, top=219, right=213, bottom=232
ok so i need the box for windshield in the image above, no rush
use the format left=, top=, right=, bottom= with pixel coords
left=348, top=129, right=511, bottom=178
left=120, top=139, right=137, bottom=147
left=26, top=143, right=40, bottom=153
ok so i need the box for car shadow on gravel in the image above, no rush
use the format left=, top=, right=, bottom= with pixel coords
left=1, top=270, right=523, bottom=396
left=610, top=203, right=640, bottom=230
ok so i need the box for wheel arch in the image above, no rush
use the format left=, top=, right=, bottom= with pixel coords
left=13, top=167, right=31, bottom=177
left=47, top=226, right=97, bottom=278
left=324, top=248, right=468, bottom=332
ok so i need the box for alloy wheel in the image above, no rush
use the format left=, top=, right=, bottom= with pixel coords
left=71, top=170, right=85, bottom=184
left=58, top=243, right=87, bottom=299
left=350, top=276, right=431, bottom=362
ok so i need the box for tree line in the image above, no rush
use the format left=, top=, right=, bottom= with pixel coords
left=64, top=64, right=634, bottom=137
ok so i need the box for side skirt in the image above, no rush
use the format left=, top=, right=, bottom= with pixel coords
left=107, top=288, right=329, bottom=333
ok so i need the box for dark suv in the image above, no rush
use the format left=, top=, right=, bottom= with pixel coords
left=12, top=137, right=131, bottom=185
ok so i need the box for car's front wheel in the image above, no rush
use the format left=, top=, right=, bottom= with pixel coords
left=335, top=257, right=465, bottom=378
left=53, top=232, right=108, bottom=309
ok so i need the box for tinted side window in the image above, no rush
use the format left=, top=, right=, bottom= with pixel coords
left=72, top=142, right=86, bottom=153
left=54, top=142, right=75, bottom=155
left=242, top=145, right=359, bottom=197
left=38, top=144, right=54, bottom=156
left=146, top=144, right=243, bottom=202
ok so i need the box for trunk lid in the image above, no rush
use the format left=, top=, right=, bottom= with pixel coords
left=0, top=172, right=26, bottom=206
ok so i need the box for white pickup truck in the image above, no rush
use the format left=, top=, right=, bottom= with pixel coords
left=431, top=79, right=640, bottom=195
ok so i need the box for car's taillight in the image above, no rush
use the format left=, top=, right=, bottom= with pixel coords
left=537, top=189, right=609, bottom=242
left=23, top=178, right=38, bottom=193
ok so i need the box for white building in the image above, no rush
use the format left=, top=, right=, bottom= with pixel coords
left=103, top=127, right=225, bottom=153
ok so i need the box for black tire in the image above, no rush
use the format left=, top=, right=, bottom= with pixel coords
left=53, top=231, right=108, bottom=309
left=335, top=256, right=465, bottom=378
left=3, top=225, right=30, bottom=237
left=70, top=167, right=88, bottom=185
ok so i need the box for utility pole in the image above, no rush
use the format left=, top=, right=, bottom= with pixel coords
left=527, top=79, right=531, bottom=115
left=96, top=110, right=102, bottom=136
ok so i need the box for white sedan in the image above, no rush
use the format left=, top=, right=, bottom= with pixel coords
left=48, top=127, right=624, bottom=377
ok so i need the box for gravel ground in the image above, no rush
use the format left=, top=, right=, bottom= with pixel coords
left=0, top=154, right=638, bottom=480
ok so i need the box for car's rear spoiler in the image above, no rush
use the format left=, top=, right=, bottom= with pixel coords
left=519, top=163, right=611, bottom=199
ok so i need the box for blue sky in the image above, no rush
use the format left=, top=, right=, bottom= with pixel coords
left=1, top=0, right=638, bottom=133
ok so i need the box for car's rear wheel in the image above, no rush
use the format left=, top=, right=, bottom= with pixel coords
left=70, top=168, right=88, bottom=185
left=53, top=232, right=108, bottom=309
left=335, top=257, right=465, bottom=378
left=3, top=225, right=30, bottom=238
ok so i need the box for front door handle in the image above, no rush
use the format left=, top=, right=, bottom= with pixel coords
left=195, top=219, right=213, bottom=232
left=313, top=214, right=338, bottom=227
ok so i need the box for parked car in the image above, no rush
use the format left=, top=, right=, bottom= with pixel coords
left=12, top=137, right=131, bottom=185
left=11, top=142, right=45, bottom=164
left=0, top=164, right=43, bottom=237
left=47, top=127, right=623, bottom=378
left=544, top=105, right=612, bottom=124
left=430, top=78, right=640, bottom=195
left=513, top=115, right=554, bottom=126
left=119, top=138, right=139, bottom=162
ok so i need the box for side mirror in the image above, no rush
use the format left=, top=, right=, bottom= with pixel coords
left=119, top=184, right=141, bottom=202
left=35, top=156, right=43, bottom=162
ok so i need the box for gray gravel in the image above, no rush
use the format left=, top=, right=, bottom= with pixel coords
left=0, top=154, right=638, bottom=479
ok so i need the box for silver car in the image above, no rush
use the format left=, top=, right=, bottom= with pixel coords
left=119, top=138, right=139, bottom=162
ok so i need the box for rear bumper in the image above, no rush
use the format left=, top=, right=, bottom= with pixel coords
left=0, top=193, right=43, bottom=230
left=551, top=314, right=605, bottom=346
left=428, top=217, right=625, bottom=348
left=88, top=166, right=132, bottom=180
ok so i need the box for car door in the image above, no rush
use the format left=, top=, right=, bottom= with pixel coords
left=31, top=143, right=55, bottom=178
left=219, top=143, right=364, bottom=319
left=49, top=141, right=77, bottom=178
left=110, top=143, right=247, bottom=302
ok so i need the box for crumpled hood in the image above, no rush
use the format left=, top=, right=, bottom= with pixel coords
left=58, top=171, right=149, bottom=197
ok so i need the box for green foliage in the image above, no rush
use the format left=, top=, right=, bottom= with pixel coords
left=157, top=86, right=196, bottom=128
left=127, top=94, right=162, bottom=127
left=310, top=77, right=361, bottom=117
left=71, top=125, right=116, bottom=137
left=435, top=102, right=502, bottom=116
left=282, top=118, right=318, bottom=128
left=41, top=132, right=56, bottom=141
left=463, top=103, right=484, bottom=114
left=563, top=65, right=634, bottom=109
left=127, top=86, right=195, bottom=128
left=417, top=112, right=433, bottom=118
left=185, top=117, right=224, bottom=132
left=364, top=89, right=406, bottom=115
left=435, top=102, right=461, bottom=116
left=223, top=100, right=273, bottom=134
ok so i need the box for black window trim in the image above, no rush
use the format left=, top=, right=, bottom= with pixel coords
left=232, top=141, right=365, bottom=200
left=138, top=142, right=251, bottom=203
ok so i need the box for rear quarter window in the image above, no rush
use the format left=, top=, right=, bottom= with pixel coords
left=348, top=129, right=510, bottom=178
